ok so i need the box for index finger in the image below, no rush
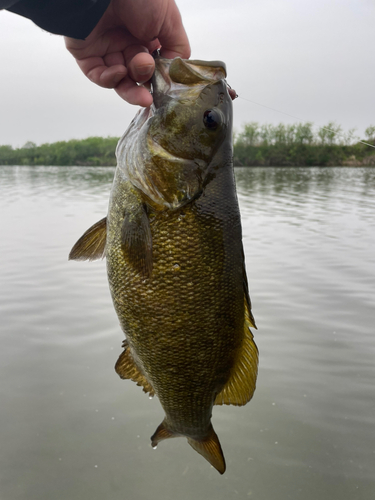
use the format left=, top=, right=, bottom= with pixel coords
left=158, top=1, right=191, bottom=60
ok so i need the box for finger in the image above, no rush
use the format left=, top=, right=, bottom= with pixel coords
left=115, top=76, right=153, bottom=107
left=98, top=65, right=128, bottom=88
left=158, top=1, right=191, bottom=59
left=76, top=56, right=127, bottom=88
left=103, top=51, right=125, bottom=67
left=126, top=51, right=155, bottom=84
left=124, top=39, right=161, bottom=83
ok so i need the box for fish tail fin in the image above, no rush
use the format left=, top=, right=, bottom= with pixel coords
left=151, top=419, right=178, bottom=447
left=151, top=420, right=226, bottom=474
left=187, top=425, right=226, bottom=475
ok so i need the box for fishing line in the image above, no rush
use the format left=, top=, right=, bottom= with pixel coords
left=236, top=95, right=375, bottom=150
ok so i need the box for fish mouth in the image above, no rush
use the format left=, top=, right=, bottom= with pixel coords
left=151, top=53, right=227, bottom=109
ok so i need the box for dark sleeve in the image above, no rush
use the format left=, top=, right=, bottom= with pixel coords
left=3, top=0, right=111, bottom=39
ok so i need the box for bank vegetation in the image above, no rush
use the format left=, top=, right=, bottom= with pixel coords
left=233, top=122, right=375, bottom=166
left=1, top=123, right=375, bottom=167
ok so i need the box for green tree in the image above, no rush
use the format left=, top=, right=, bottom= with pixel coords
left=364, top=125, right=375, bottom=143
left=239, top=122, right=260, bottom=146
left=259, top=124, right=272, bottom=145
left=273, top=123, right=287, bottom=144
left=22, top=141, right=37, bottom=149
left=343, top=128, right=357, bottom=146
left=295, top=122, right=314, bottom=145
left=318, top=122, right=342, bottom=145
left=285, top=124, right=296, bottom=145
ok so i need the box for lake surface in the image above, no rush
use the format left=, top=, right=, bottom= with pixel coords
left=1, top=165, right=374, bottom=500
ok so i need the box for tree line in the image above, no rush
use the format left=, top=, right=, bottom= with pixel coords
left=0, top=123, right=374, bottom=167
left=233, top=122, right=375, bottom=166
left=0, top=137, right=119, bottom=166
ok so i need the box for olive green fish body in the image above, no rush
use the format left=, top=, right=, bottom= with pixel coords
left=70, top=56, right=258, bottom=474
left=107, top=153, right=244, bottom=438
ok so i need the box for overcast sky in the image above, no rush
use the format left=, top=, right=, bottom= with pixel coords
left=1, top=0, right=374, bottom=147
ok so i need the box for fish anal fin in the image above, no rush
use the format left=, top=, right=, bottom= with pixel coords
left=69, top=217, right=107, bottom=261
left=214, top=297, right=259, bottom=406
left=115, top=344, right=155, bottom=396
left=187, top=425, right=226, bottom=475
left=121, top=203, right=152, bottom=278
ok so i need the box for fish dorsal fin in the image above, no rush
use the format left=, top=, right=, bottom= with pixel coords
left=214, top=295, right=258, bottom=407
left=69, top=217, right=107, bottom=261
left=115, top=342, right=155, bottom=396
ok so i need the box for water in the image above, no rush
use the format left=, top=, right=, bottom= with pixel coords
left=1, top=165, right=374, bottom=500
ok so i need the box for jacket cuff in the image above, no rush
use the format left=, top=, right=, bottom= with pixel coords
left=7, top=0, right=111, bottom=39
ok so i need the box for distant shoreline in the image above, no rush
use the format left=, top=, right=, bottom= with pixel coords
left=233, top=156, right=375, bottom=168
left=2, top=164, right=374, bottom=169
left=234, top=121, right=375, bottom=167
left=1, top=122, right=374, bottom=167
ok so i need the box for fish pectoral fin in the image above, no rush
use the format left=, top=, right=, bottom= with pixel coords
left=115, top=343, right=155, bottom=396
left=69, top=217, right=107, bottom=261
left=151, top=421, right=226, bottom=475
left=121, top=203, right=152, bottom=278
left=214, top=296, right=259, bottom=407
left=187, top=425, right=226, bottom=475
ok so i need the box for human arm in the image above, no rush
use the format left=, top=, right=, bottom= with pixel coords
left=2, top=0, right=190, bottom=106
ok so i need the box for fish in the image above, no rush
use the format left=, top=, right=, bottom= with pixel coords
left=69, top=55, right=258, bottom=474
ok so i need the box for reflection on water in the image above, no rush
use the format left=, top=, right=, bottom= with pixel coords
left=1, top=166, right=374, bottom=500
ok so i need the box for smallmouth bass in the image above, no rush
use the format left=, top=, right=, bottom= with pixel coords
left=69, top=55, right=258, bottom=474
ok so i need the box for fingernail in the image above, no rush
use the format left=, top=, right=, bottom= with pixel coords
left=137, top=64, right=154, bottom=76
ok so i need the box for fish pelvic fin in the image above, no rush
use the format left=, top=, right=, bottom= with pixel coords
left=151, top=420, right=226, bottom=475
left=187, top=425, right=226, bottom=475
left=115, top=341, right=155, bottom=396
left=214, top=296, right=259, bottom=406
left=69, top=217, right=107, bottom=261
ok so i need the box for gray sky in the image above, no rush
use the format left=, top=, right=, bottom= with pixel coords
left=1, top=0, right=374, bottom=147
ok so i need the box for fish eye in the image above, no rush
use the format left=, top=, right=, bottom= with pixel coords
left=203, top=109, right=221, bottom=130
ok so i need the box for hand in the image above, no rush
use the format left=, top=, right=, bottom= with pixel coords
left=64, top=0, right=190, bottom=106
